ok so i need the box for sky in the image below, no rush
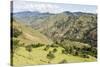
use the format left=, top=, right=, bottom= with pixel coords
left=12, top=1, right=97, bottom=14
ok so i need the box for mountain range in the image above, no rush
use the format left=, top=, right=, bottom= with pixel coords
left=13, top=11, right=97, bottom=47
left=11, top=11, right=97, bottom=66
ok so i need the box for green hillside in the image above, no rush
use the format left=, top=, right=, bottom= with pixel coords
left=30, top=13, right=97, bottom=47
left=11, top=12, right=97, bottom=66
left=12, top=20, right=53, bottom=45
left=12, top=40, right=96, bottom=66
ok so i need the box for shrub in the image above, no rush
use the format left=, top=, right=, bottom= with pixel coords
left=36, top=43, right=44, bottom=47
left=44, top=45, right=50, bottom=51
left=80, top=54, right=89, bottom=58
left=12, top=39, right=20, bottom=52
left=62, top=49, right=68, bottom=54
left=44, top=47, right=48, bottom=51
left=13, top=39, right=19, bottom=46
left=13, top=28, right=22, bottom=38
left=88, top=47, right=97, bottom=58
left=72, top=50, right=79, bottom=56
left=68, top=48, right=71, bottom=54
left=63, top=46, right=73, bottom=54
left=31, top=43, right=44, bottom=48
left=50, top=44, right=59, bottom=47
left=53, top=48, right=57, bottom=53
left=25, top=45, right=32, bottom=52
left=47, top=51, right=55, bottom=60
left=59, top=59, right=67, bottom=64
left=25, top=43, right=44, bottom=52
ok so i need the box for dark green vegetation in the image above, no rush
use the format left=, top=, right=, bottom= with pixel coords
left=47, top=51, right=55, bottom=60
left=59, top=59, right=68, bottom=64
left=60, top=43, right=97, bottom=58
left=12, top=11, right=97, bottom=66
left=25, top=43, right=44, bottom=52
left=12, top=28, right=22, bottom=38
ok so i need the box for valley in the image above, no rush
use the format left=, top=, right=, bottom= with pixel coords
left=11, top=11, right=97, bottom=66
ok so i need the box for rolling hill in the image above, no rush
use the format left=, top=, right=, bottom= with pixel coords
left=12, top=20, right=53, bottom=45
left=13, top=11, right=97, bottom=47
left=11, top=11, right=97, bottom=66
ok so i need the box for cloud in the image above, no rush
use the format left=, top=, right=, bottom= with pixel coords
left=13, top=1, right=97, bottom=13
left=13, top=1, right=64, bottom=13
left=30, top=3, right=64, bottom=13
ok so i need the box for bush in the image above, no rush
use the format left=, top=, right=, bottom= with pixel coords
left=68, top=48, right=71, bottom=54
left=50, top=44, right=59, bottom=47
left=72, top=50, right=79, bottom=56
left=80, top=54, right=89, bottom=58
left=25, top=45, right=32, bottom=52
left=63, top=46, right=73, bottom=54
left=44, top=45, right=50, bottom=51
left=62, top=49, right=68, bottom=54
left=25, top=43, right=44, bottom=52
left=12, top=39, right=20, bottom=52
left=53, top=48, right=57, bottom=53
left=47, top=51, right=55, bottom=60
left=30, top=43, right=44, bottom=48
left=13, top=39, right=19, bottom=46
left=88, top=47, right=97, bottom=58
left=13, top=28, right=22, bottom=38
left=59, top=59, right=67, bottom=64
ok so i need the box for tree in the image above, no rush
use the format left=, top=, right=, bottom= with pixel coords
left=12, top=39, right=20, bottom=52
left=62, top=49, right=68, bottom=54
left=53, top=48, right=57, bottom=53
left=59, top=59, right=67, bottom=64
left=44, top=45, right=50, bottom=51
left=25, top=45, right=32, bottom=52
left=72, top=50, right=79, bottom=56
left=47, top=51, right=55, bottom=63
left=80, top=54, right=89, bottom=58
left=13, top=28, right=22, bottom=38
left=50, top=44, right=59, bottom=48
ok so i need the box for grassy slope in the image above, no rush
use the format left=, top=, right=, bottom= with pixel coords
left=12, top=21, right=96, bottom=66
left=13, top=46, right=96, bottom=66
left=13, top=21, right=53, bottom=45
left=13, top=42, right=96, bottom=66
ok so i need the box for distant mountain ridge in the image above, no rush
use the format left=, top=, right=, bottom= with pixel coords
left=13, top=11, right=96, bottom=24
left=13, top=11, right=54, bottom=17
left=13, top=11, right=54, bottom=24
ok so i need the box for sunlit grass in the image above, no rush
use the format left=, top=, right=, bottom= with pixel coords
left=13, top=45, right=96, bottom=66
